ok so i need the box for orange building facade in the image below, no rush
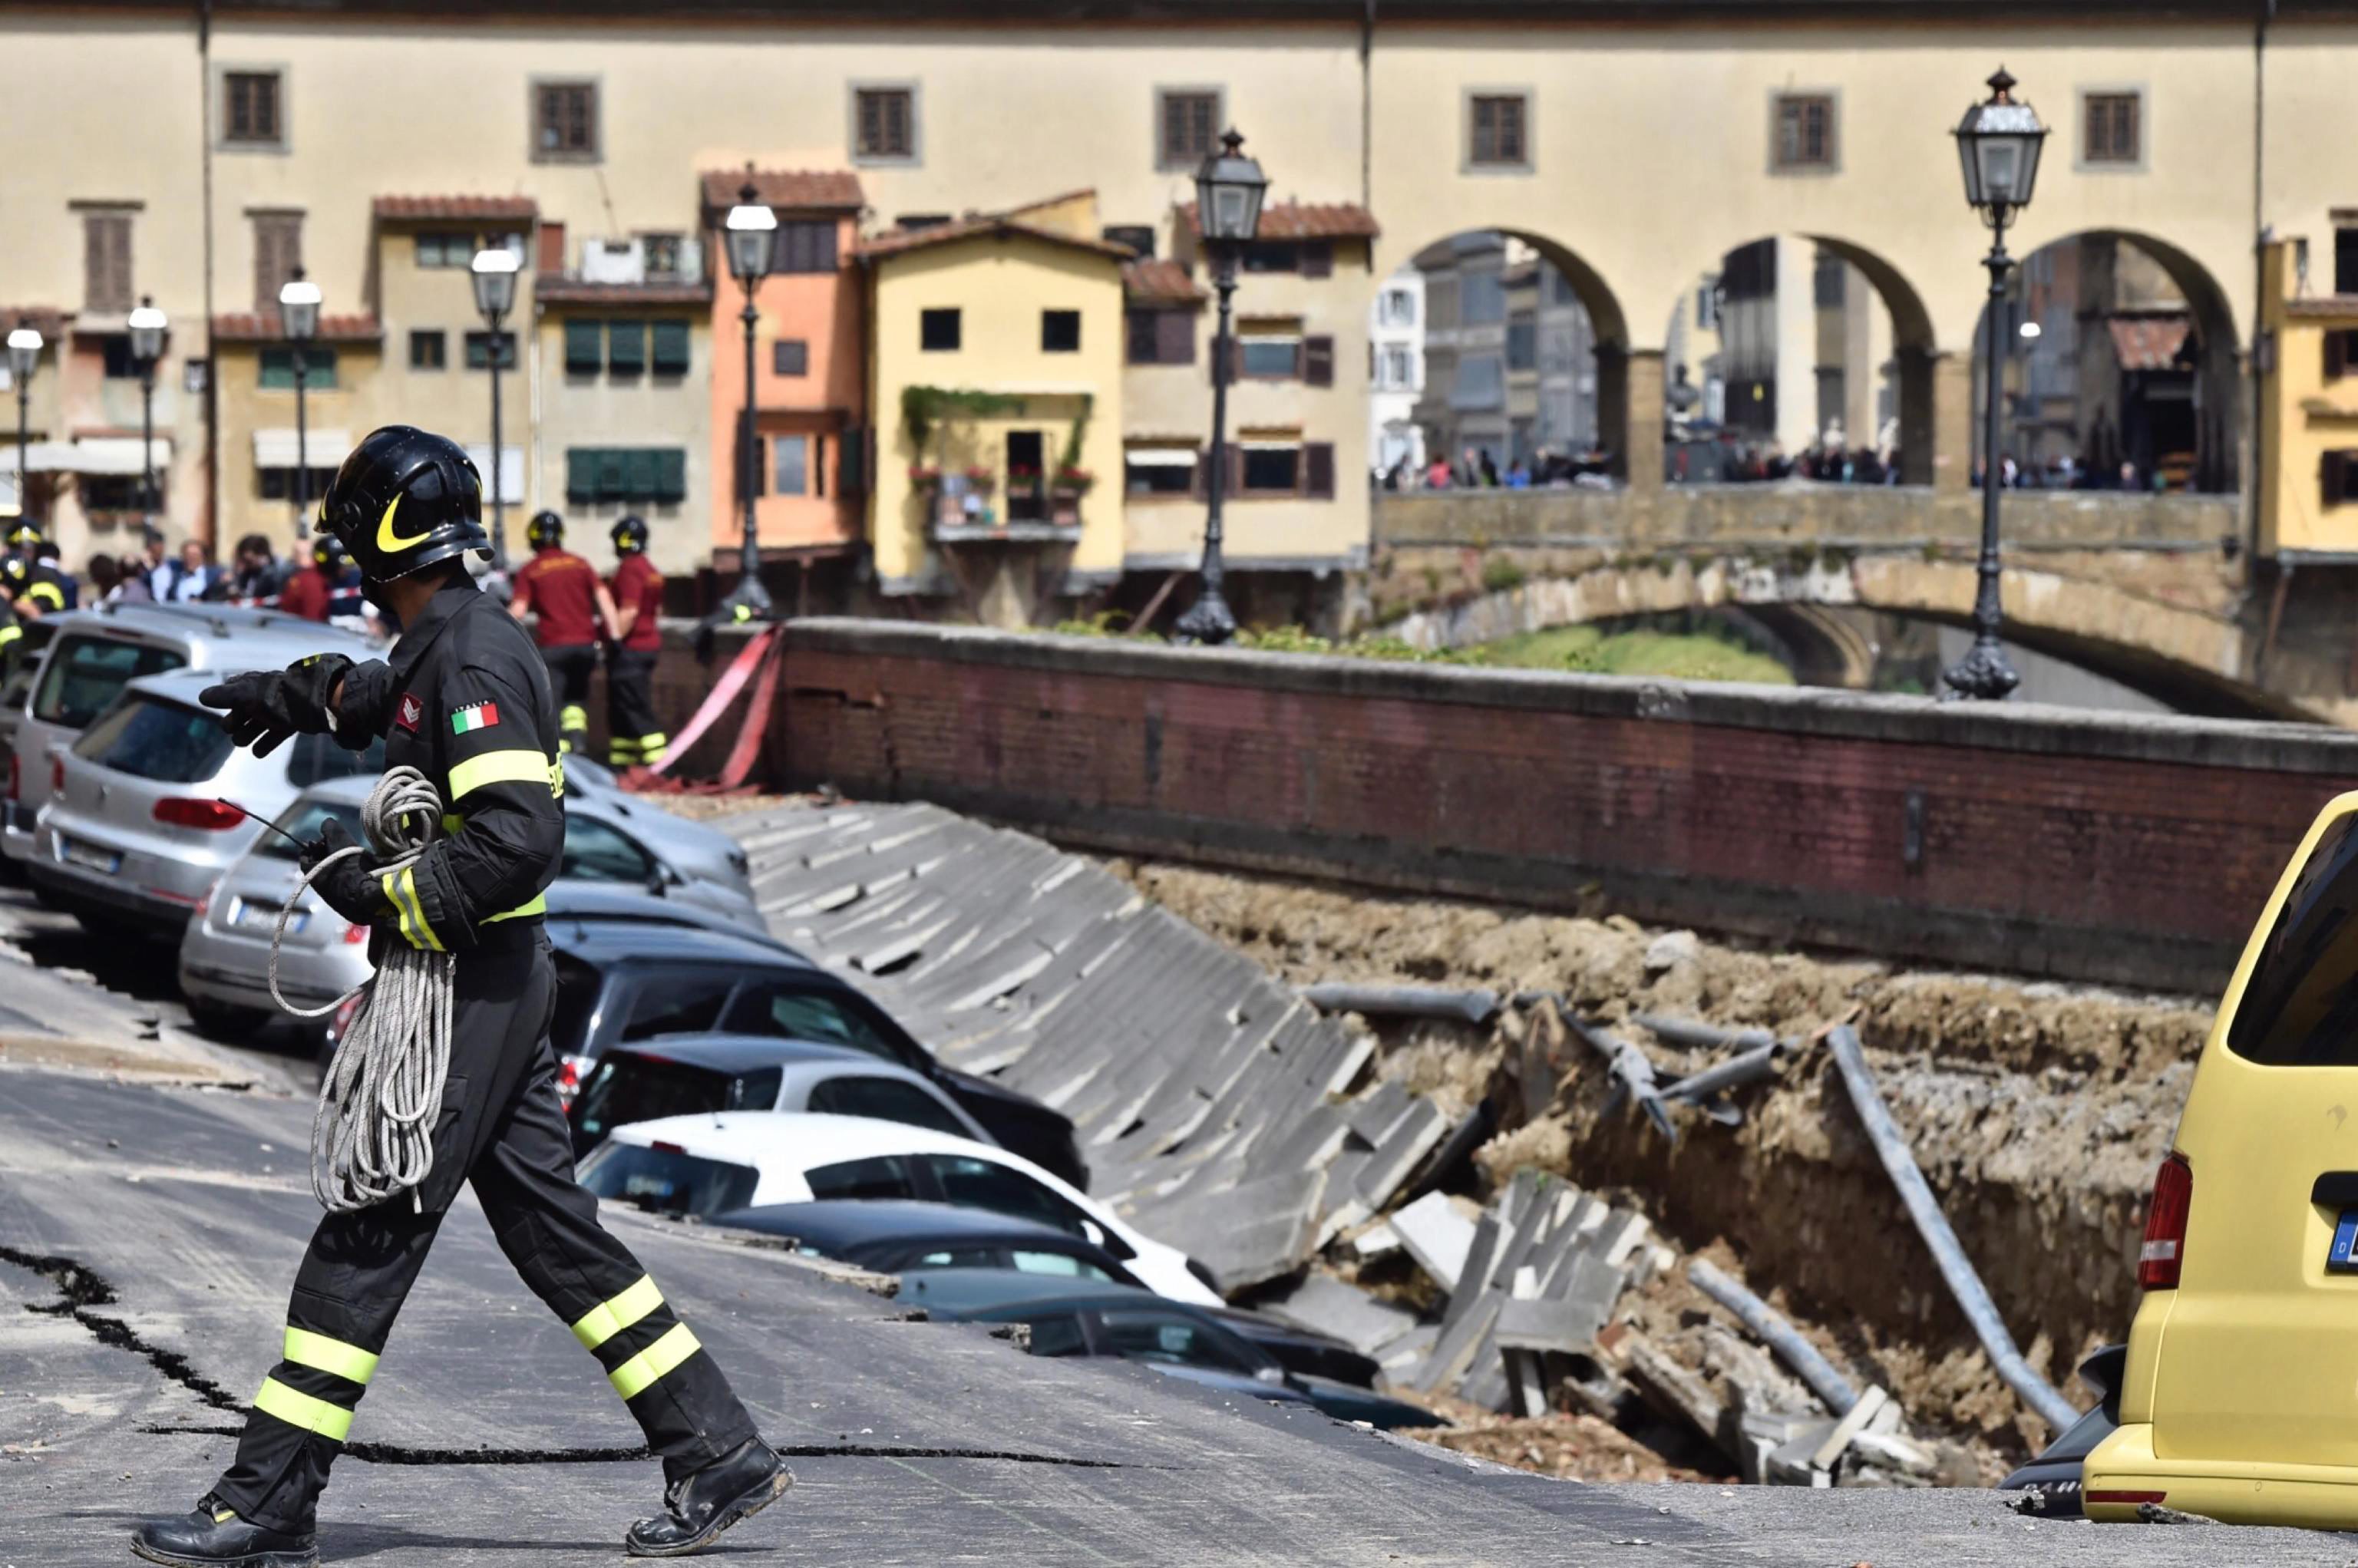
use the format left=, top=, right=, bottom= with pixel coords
left=700, top=170, right=866, bottom=583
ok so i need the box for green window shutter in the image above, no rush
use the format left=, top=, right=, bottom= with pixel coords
left=259, top=347, right=292, bottom=389
left=626, top=447, right=659, bottom=500
left=655, top=447, right=686, bottom=503
left=566, top=448, right=599, bottom=503
left=596, top=447, right=629, bottom=501
left=564, top=320, right=602, bottom=375
left=650, top=319, right=690, bottom=376
left=312, top=347, right=338, bottom=389
left=607, top=319, right=646, bottom=375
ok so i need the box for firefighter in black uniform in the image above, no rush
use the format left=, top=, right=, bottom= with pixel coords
left=0, top=557, right=29, bottom=681
left=140, top=427, right=787, bottom=1568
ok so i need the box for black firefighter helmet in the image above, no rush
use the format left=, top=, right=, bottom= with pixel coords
left=317, top=425, right=489, bottom=584
left=5, top=520, right=40, bottom=553
left=312, top=533, right=349, bottom=573
left=610, top=514, right=649, bottom=555
left=527, top=510, right=564, bottom=550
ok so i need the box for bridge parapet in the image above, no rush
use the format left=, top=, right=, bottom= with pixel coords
left=1374, top=483, right=2239, bottom=555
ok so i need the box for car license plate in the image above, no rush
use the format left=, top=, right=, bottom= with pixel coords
left=62, top=839, right=121, bottom=875
left=2332, top=1211, right=2358, bottom=1273
left=235, top=902, right=303, bottom=936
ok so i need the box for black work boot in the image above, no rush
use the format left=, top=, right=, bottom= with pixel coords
left=131, top=1495, right=318, bottom=1568
left=624, top=1436, right=792, bottom=1558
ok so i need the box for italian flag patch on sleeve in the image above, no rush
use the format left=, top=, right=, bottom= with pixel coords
left=451, top=701, right=500, bottom=735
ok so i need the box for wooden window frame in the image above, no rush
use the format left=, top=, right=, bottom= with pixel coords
left=2077, top=87, right=2148, bottom=173
left=530, top=78, right=601, bottom=163
left=83, top=208, right=136, bottom=315
left=850, top=82, right=921, bottom=166
left=1464, top=89, right=1534, bottom=175
left=2324, top=448, right=2358, bottom=508
left=1041, top=309, right=1082, bottom=354
left=408, top=330, right=447, bottom=371
left=920, top=308, right=961, bottom=352
left=463, top=329, right=517, bottom=371
left=1770, top=91, right=1841, bottom=175
left=773, top=338, right=811, bottom=377
left=771, top=220, right=839, bottom=276
left=1155, top=87, right=1222, bottom=172
left=218, top=65, right=289, bottom=153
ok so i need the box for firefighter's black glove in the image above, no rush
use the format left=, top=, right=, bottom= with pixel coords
left=200, top=653, right=352, bottom=758
left=300, top=818, right=387, bottom=927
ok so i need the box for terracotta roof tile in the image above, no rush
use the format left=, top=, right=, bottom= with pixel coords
left=700, top=168, right=864, bottom=214
left=2106, top=313, right=2191, bottom=372
left=533, top=278, right=714, bottom=305
left=373, top=194, right=538, bottom=222
left=1180, top=200, right=1380, bottom=241
left=1122, top=259, right=1206, bottom=305
left=210, top=312, right=383, bottom=344
left=854, top=216, right=1134, bottom=263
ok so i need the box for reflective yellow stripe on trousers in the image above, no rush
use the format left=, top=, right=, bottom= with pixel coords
left=253, top=1377, right=354, bottom=1441
left=282, top=1326, right=379, bottom=1386
left=570, top=1274, right=663, bottom=1350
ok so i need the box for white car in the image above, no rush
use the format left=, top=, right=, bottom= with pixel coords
left=580, top=1112, right=1220, bottom=1306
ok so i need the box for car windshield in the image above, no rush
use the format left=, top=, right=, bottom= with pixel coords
left=1095, top=1309, right=1264, bottom=1375
left=257, top=798, right=365, bottom=861
left=577, top=1141, right=759, bottom=1216
left=33, top=635, right=185, bottom=728
left=573, top=1055, right=781, bottom=1143
left=721, top=982, right=918, bottom=1068
left=73, top=695, right=233, bottom=784
left=563, top=817, right=656, bottom=884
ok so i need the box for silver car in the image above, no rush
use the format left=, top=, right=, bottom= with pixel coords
left=179, top=774, right=764, bottom=1031
left=4, top=602, right=372, bottom=870
left=29, top=669, right=385, bottom=939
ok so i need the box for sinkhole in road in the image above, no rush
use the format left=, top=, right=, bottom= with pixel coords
left=2, top=1243, right=1125, bottom=1471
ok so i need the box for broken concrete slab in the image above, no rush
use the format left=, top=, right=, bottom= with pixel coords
left=1392, top=1190, right=1476, bottom=1296
left=1262, top=1274, right=1421, bottom=1359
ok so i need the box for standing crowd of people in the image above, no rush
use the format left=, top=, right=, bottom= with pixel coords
left=0, top=505, right=672, bottom=772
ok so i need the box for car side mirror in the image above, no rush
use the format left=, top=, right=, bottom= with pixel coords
left=1080, top=1220, right=1106, bottom=1248
left=645, top=867, right=669, bottom=898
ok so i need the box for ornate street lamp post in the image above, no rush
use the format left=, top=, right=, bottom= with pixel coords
left=279, top=267, right=322, bottom=538
left=722, top=177, right=778, bottom=619
left=1174, top=128, right=1268, bottom=647
left=127, top=296, right=167, bottom=525
left=471, top=246, right=520, bottom=573
left=5, top=327, right=38, bottom=533
left=1944, top=68, right=2047, bottom=701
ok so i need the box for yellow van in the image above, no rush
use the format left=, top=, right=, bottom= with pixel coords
left=2089, top=791, right=2358, bottom=1527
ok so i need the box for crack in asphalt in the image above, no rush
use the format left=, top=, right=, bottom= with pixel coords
left=6, top=1243, right=1125, bottom=1471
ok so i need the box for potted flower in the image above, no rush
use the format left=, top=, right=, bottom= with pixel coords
left=962, top=464, right=997, bottom=494
left=908, top=464, right=944, bottom=492
left=1050, top=464, right=1093, bottom=525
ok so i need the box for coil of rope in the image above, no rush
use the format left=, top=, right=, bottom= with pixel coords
left=266, top=764, right=455, bottom=1213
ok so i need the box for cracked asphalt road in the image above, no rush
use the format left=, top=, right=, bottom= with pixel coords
left=4, top=881, right=2353, bottom=1565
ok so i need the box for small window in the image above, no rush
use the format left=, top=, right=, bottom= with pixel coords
left=1468, top=93, right=1529, bottom=169
left=606, top=319, right=646, bottom=376
left=2337, top=229, right=2358, bottom=296
left=257, top=465, right=339, bottom=500
left=1241, top=241, right=1299, bottom=275
left=414, top=232, right=471, bottom=269
left=565, top=447, right=686, bottom=504
left=99, top=337, right=140, bottom=380
left=1239, top=337, right=1300, bottom=379
left=223, top=70, right=283, bottom=147
left=464, top=330, right=516, bottom=371
left=774, top=434, right=808, bottom=496
left=1774, top=93, right=1838, bottom=171
left=773, top=339, right=810, bottom=377
left=720, top=982, right=913, bottom=1066
left=1158, top=88, right=1220, bottom=170
left=259, top=345, right=337, bottom=389
left=560, top=817, right=655, bottom=884
left=78, top=474, right=145, bottom=513
left=2084, top=91, right=2141, bottom=166
left=923, top=1154, right=1091, bottom=1237
left=920, top=308, right=961, bottom=352
left=640, top=233, right=686, bottom=278
left=1126, top=310, right=1159, bottom=365
left=534, top=80, right=599, bottom=160
left=772, top=221, right=839, bottom=276
left=1506, top=320, right=1536, bottom=371
left=2325, top=449, right=2358, bottom=507
left=84, top=210, right=134, bottom=315
left=2327, top=329, right=2358, bottom=383
left=1104, top=225, right=1155, bottom=259
left=409, top=330, right=447, bottom=371
left=1041, top=309, right=1082, bottom=353
left=897, top=213, right=953, bottom=232
left=651, top=319, right=690, bottom=376
left=854, top=85, right=916, bottom=162
left=1125, top=448, right=1197, bottom=496
left=805, top=1077, right=969, bottom=1138
left=806, top=1154, right=920, bottom=1203
left=1241, top=446, right=1300, bottom=494
left=563, top=319, right=602, bottom=375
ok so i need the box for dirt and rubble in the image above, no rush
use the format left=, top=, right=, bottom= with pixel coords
left=1110, top=857, right=2209, bottom=1474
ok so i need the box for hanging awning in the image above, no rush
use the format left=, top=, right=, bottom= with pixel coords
left=0, top=438, right=167, bottom=474
left=253, top=427, right=354, bottom=469
left=1123, top=447, right=1199, bottom=467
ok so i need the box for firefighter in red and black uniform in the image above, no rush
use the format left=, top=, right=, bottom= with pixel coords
left=276, top=535, right=342, bottom=623
left=508, top=509, right=617, bottom=757
left=144, top=426, right=787, bottom=1568
left=603, top=514, right=668, bottom=769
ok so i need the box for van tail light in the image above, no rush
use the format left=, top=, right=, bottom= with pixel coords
left=2138, top=1152, right=2193, bottom=1289
left=51, top=755, right=65, bottom=794
left=154, top=797, right=244, bottom=830
left=6, top=751, right=17, bottom=801
left=342, top=920, right=371, bottom=945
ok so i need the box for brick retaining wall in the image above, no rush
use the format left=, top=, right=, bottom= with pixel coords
left=762, top=619, right=2358, bottom=992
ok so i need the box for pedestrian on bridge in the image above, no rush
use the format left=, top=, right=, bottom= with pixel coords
left=137, top=425, right=787, bottom=1568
